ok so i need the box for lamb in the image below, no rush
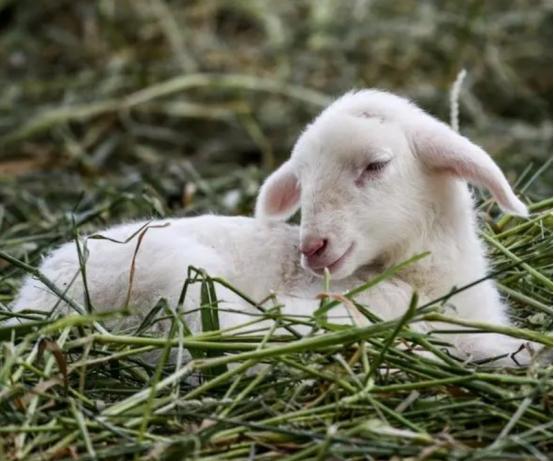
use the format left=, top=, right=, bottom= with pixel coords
left=8, top=89, right=533, bottom=366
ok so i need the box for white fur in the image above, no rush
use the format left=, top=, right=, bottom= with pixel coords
left=10, top=90, right=533, bottom=366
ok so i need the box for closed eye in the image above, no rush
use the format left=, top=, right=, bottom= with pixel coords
left=364, top=160, right=389, bottom=173
left=355, top=159, right=390, bottom=186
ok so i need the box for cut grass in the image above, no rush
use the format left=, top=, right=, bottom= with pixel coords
left=0, top=197, right=551, bottom=460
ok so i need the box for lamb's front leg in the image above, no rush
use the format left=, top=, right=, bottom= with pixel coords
left=290, top=277, right=535, bottom=367
left=423, top=282, right=538, bottom=366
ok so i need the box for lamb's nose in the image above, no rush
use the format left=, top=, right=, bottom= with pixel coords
left=300, top=238, right=327, bottom=257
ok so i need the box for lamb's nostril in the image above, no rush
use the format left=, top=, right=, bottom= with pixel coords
left=300, top=238, right=327, bottom=257
left=316, top=239, right=328, bottom=255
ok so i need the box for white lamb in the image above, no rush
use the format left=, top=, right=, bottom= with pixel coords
left=9, top=89, right=533, bottom=365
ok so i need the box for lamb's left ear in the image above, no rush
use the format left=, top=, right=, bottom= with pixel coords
left=255, top=160, right=301, bottom=220
left=409, top=117, right=528, bottom=217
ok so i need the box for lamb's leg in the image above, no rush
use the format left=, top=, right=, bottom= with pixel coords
left=324, top=278, right=535, bottom=367
left=428, top=284, right=538, bottom=366
left=446, top=332, right=536, bottom=366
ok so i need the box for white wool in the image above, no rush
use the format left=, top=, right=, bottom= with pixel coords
left=11, top=90, right=532, bottom=366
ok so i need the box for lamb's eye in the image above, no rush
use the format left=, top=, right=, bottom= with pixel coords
left=355, top=159, right=390, bottom=186
left=364, top=160, right=389, bottom=173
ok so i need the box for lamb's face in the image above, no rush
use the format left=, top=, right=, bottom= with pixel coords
left=291, top=113, right=428, bottom=278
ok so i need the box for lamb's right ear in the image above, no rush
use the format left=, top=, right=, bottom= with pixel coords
left=255, top=161, right=301, bottom=220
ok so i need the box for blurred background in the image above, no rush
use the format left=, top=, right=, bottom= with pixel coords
left=0, top=0, right=551, bottom=263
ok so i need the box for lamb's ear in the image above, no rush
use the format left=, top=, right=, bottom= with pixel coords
left=255, top=160, right=301, bottom=220
left=410, top=118, right=528, bottom=217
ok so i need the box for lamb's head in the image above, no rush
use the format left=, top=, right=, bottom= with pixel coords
left=256, top=90, right=528, bottom=279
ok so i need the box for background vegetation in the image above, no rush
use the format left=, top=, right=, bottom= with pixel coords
left=0, top=1, right=551, bottom=460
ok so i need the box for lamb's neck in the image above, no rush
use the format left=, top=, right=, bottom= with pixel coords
left=396, top=179, right=491, bottom=296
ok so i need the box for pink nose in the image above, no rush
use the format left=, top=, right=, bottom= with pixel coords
left=300, top=238, right=327, bottom=257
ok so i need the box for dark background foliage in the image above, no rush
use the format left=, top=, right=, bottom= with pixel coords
left=0, top=1, right=551, bottom=229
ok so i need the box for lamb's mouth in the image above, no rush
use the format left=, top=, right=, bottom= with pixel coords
left=311, top=243, right=355, bottom=274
